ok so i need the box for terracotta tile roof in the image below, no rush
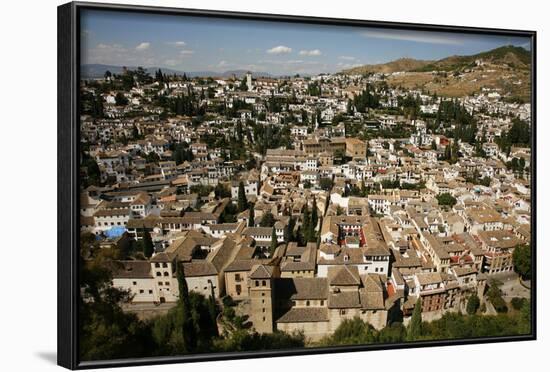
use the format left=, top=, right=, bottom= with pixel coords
left=276, top=307, right=329, bottom=323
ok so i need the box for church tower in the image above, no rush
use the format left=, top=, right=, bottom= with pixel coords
left=246, top=72, right=253, bottom=91
left=248, top=264, right=277, bottom=333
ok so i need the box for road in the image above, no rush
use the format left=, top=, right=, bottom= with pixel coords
left=487, top=272, right=530, bottom=300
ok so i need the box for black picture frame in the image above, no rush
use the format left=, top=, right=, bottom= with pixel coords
left=58, top=1, right=537, bottom=369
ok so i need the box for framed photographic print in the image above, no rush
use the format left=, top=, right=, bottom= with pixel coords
left=58, top=1, right=536, bottom=369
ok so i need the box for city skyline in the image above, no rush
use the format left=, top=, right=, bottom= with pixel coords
left=81, top=9, right=531, bottom=75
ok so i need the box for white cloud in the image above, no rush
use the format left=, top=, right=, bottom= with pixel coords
left=299, top=49, right=322, bottom=56
left=339, top=56, right=356, bottom=61
left=360, top=30, right=464, bottom=45
left=135, top=42, right=151, bottom=51
left=180, top=49, right=195, bottom=55
left=166, top=41, right=186, bottom=46
left=96, top=43, right=123, bottom=50
left=83, top=43, right=159, bottom=67
left=266, top=45, right=292, bottom=54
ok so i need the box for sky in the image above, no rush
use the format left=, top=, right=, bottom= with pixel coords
left=80, top=9, right=531, bottom=76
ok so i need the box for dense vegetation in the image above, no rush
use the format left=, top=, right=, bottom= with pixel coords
left=318, top=300, right=530, bottom=347
left=79, top=234, right=305, bottom=361
left=80, top=232, right=531, bottom=361
left=513, top=244, right=532, bottom=279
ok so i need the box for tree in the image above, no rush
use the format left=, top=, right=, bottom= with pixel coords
left=320, top=177, right=333, bottom=191
left=487, top=279, right=507, bottom=313
left=142, top=230, right=154, bottom=258
left=311, top=200, right=318, bottom=234
left=511, top=297, right=526, bottom=311
left=248, top=204, right=255, bottom=227
left=436, top=193, right=457, bottom=207
left=259, top=211, right=275, bottom=228
left=115, top=92, right=129, bottom=106
left=207, top=285, right=219, bottom=337
left=321, top=317, right=377, bottom=346
left=466, top=294, right=480, bottom=315
left=285, top=216, right=296, bottom=242
left=377, top=322, right=406, bottom=343
left=79, top=237, right=153, bottom=361
left=152, top=290, right=218, bottom=355
left=176, top=262, right=197, bottom=352
left=131, top=124, right=141, bottom=140
left=302, top=203, right=311, bottom=243
left=513, top=244, right=531, bottom=279
left=407, top=298, right=422, bottom=341
left=81, top=152, right=101, bottom=187
left=270, top=227, right=278, bottom=256
left=237, top=181, right=247, bottom=212
left=214, top=183, right=231, bottom=199
left=145, top=151, right=160, bottom=164
left=172, top=143, right=193, bottom=165
left=91, top=95, right=104, bottom=119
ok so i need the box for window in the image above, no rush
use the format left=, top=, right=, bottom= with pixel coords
left=262, top=280, right=266, bottom=286
left=155, top=263, right=160, bottom=268
left=236, top=284, right=242, bottom=294
left=148, top=290, right=153, bottom=294
left=320, top=300, right=324, bottom=306
left=158, top=282, right=163, bottom=286
left=165, top=282, right=170, bottom=286
left=156, top=272, right=161, bottom=277
left=235, top=274, right=241, bottom=281
left=164, top=272, right=169, bottom=277
left=261, top=292, right=265, bottom=297
left=306, top=300, right=310, bottom=306
left=162, top=263, right=168, bottom=268
left=132, top=281, right=137, bottom=286
left=139, top=290, right=144, bottom=294
left=255, top=280, right=259, bottom=286
left=262, top=308, right=266, bottom=313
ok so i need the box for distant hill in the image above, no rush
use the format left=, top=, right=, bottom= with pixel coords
left=341, top=45, right=531, bottom=75
left=81, top=64, right=272, bottom=79
left=341, top=45, right=531, bottom=100
left=412, top=45, right=531, bottom=72
left=342, top=58, right=434, bottom=75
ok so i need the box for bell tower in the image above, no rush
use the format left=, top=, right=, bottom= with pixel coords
left=248, top=264, right=277, bottom=333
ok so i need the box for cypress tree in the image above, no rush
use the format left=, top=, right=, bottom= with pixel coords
left=285, top=216, right=295, bottom=242
left=248, top=204, right=255, bottom=227
left=310, top=199, right=318, bottom=241
left=237, top=181, right=247, bottom=212
left=407, top=298, right=422, bottom=341
left=142, top=230, right=154, bottom=258
left=270, top=227, right=278, bottom=257
left=302, top=202, right=311, bottom=243
left=208, top=284, right=219, bottom=337
left=176, top=262, right=196, bottom=352
left=466, top=293, right=480, bottom=315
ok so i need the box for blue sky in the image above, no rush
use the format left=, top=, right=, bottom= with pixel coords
left=81, top=9, right=530, bottom=75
